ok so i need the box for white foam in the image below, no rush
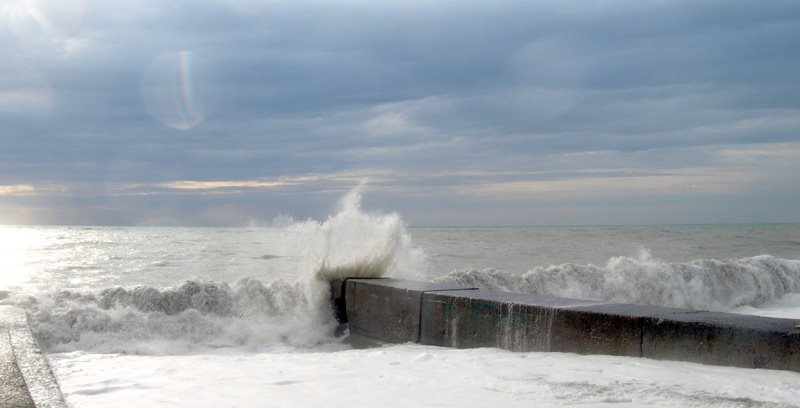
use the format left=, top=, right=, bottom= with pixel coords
left=19, top=183, right=429, bottom=354
left=24, top=277, right=340, bottom=354
left=288, top=181, right=428, bottom=281
left=440, top=250, right=800, bottom=313
left=48, top=345, right=800, bottom=408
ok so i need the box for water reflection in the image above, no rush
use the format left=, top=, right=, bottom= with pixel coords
left=0, top=226, right=50, bottom=291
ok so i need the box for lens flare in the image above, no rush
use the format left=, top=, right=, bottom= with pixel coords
left=141, top=51, right=215, bottom=131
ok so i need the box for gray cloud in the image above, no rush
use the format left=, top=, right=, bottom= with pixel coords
left=1, top=0, right=799, bottom=225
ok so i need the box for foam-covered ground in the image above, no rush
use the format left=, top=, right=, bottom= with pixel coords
left=50, top=344, right=800, bottom=408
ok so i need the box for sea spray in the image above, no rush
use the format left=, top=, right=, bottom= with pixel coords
left=289, top=181, right=427, bottom=282
left=439, top=250, right=800, bottom=312
left=23, top=278, right=330, bottom=353
left=18, top=184, right=429, bottom=353
left=292, top=182, right=428, bottom=342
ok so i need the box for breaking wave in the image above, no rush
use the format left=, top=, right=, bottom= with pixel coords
left=438, top=250, right=800, bottom=312
left=15, top=182, right=428, bottom=354
left=293, top=181, right=426, bottom=281
left=21, top=278, right=337, bottom=354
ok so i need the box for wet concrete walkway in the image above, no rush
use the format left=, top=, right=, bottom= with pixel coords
left=0, top=305, right=66, bottom=408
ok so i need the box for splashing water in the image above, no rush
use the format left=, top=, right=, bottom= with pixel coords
left=295, top=182, right=427, bottom=282
left=439, top=249, right=800, bottom=312
left=24, top=277, right=334, bottom=354
left=13, top=184, right=428, bottom=354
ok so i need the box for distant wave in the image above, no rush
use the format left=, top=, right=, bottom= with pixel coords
left=437, top=252, right=800, bottom=312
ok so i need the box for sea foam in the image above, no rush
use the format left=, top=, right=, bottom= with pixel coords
left=439, top=250, right=800, bottom=312
left=26, top=277, right=325, bottom=353
left=20, top=183, right=427, bottom=354
left=301, top=181, right=426, bottom=281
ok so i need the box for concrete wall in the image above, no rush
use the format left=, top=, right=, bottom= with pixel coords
left=332, top=278, right=800, bottom=372
left=0, top=306, right=67, bottom=408
left=334, top=278, right=475, bottom=343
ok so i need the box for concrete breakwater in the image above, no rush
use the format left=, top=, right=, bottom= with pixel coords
left=0, top=305, right=67, bottom=408
left=331, top=278, right=800, bottom=372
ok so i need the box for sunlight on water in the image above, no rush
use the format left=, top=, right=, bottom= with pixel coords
left=141, top=51, right=215, bottom=130
left=0, top=226, right=49, bottom=290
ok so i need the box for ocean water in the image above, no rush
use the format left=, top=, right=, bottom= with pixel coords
left=2, top=189, right=800, bottom=407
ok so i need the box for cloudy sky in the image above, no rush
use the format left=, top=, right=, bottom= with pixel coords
left=1, top=0, right=799, bottom=226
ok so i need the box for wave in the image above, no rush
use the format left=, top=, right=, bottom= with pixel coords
left=16, top=250, right=800, bottom=355
left=11, top=182, right=429, bottom=355
left=437, top=251, right=800, bottom=312
left=294, top=181, right=427, bottom=281
left=21, top=277, right=338, bottom=354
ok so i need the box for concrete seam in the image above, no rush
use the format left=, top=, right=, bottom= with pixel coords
left=415, top=288, right=479, bottom=343
left=639, top=320, right=644, bottom=357
left=416, top=295, right=424, bottom=343
left=338, top=278, right=349, bottom=323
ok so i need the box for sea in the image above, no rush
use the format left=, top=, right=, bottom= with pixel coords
left=2, top=188, right=800, bottom=407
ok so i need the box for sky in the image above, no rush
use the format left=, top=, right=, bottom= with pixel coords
left=1, top=0, right=799, bottom=226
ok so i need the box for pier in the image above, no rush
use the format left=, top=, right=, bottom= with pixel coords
left=331, top=278, right=800, bottom=372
